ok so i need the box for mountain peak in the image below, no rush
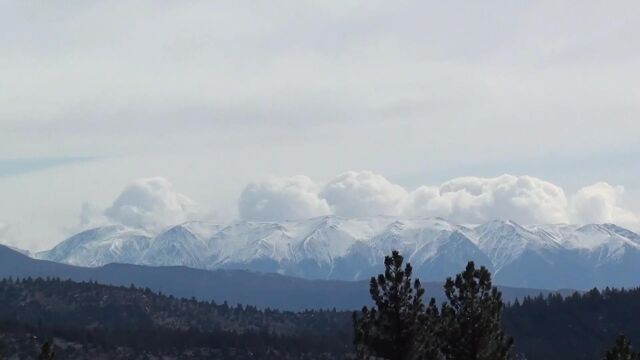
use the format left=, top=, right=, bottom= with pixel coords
left=35, top=217, right=640, bottom=289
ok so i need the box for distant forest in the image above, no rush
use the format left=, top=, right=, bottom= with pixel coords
left=0, top=277, right=351, bottom=359
left=0, top=262, right=639, bottom=359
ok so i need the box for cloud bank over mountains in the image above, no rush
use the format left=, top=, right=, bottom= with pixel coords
left=103, top=177, right=200, bottom=233
left=570, top=182, right=640, bottom=228
left=236, top=171, right=640, bottom=230
left=407, top=175, right=570, bottom=225
left=320, top=171, right=408, bottom=218
left=21, top=172, right=640, bottom=245
left=238, top=175, right=331, bottom=221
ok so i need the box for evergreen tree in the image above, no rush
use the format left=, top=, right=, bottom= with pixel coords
left=353, top=251, right=439, bottom=360
left=605, top=335, right=638, bottom=360
left=414, top=297, right=444, bottom=360
left=38, top=340, right=55, bottom=360
left=439, top=261, right=513, bottom=360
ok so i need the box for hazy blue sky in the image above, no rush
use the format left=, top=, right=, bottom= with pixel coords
left=2, top=1, right=640, bottom=250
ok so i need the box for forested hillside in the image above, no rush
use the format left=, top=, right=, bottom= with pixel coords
left=0, top=277, right=639, bottom=359
left=505, top=288, right=640, bottom=360
left=0, top=277, right=351, bottom=359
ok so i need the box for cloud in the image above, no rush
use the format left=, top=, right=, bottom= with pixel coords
left=570, top=182, right=640, bottom=228
left=79, top=202, right=102, bottom=228
left=238, top=175, right=331, bottom=221
left=98, top=174, right=640, bottom=232
left=104, top=177, right=199, bottom=232
left=405, top=175, right=569, bottom=224
left=63, top=202, right=110, bottom=234
left=316, top=172, right=570, bottom=223
left=0, top=157, right=98, bottom=178
left=320, top=171, right=409, bottom=217
left=235, top=172, right=640, bottom=230
left=0, top=222, right=21, bottom=249
left=96, top=174, right=640, bottom=232
left=0, top=222, right=10, bottom=243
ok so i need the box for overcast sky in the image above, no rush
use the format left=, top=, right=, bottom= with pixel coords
left=2, top=1, right=640, bottom=250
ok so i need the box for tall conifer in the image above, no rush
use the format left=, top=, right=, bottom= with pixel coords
left=38, top=340, right=55, bottom=360
left=353, top=251, right=439, bottom=359
left=439, top=261, right=513, bottom=360
left=605, top=335, right=638, bottom=360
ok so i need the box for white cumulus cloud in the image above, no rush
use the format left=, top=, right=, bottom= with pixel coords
left=570, top=182, right=640, bottom=228
left=235, top=172, right=640, bottom=230
left=238, top=175, right=331, bottom=221
left=406, top=175, right=569, bottom=224
left=320, top=171, right=409, bottom=217
left=104, top=177, right=199, bottom=232
left=96, top=173, right=640, bottom=234
left=0, top=222, right=22, bottom=249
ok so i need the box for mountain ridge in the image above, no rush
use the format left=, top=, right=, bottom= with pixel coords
left=0, top=244, right=570, bottom=311
left=34, top=216, right=640, bottom=289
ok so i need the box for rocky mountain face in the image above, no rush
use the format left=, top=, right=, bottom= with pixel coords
left=36, top=216, right=640, bottom=289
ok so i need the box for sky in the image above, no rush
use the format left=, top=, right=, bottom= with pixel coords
left=2, top=1, right=640, bottom=251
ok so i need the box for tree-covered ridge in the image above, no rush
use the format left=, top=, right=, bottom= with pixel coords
left=504, top=287, right=640, bottom=360
left=0, top=277, right=350, bottom=334
left=2, top=262, right=640, bottom=359
left=0, top=277, right=351, bottom=359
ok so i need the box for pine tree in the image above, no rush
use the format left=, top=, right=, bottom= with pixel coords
left=605, top=335, right=638, bottom=360
left=439, top=261, right=513, bottom=360
left=353, top=251, right=440, bottom=360
left=414, top=297, right=444, bottom=360
left=38, top=340, right=55, bottom=360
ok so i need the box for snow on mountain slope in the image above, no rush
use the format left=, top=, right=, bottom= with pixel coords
left=35, top=217, right=640, bottom=289
left=139, top=224, right=210, bottom=268
left=409, top=228, right=493, bottom=282
left=531, top=223, right=640, bottom=263
left=350, top=218, right=491, bottom=281
left=475, top=220, right=562, bottom=274
left=37, top=225, right=152, bottom=267
left=292, top=216, right=367, bottom=271
left=208, top=221, right=297, bottom=265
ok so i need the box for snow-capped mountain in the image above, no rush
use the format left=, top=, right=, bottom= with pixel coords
left=36, top=216, right=640, bottom=289
left=41, top=225, right=152, bottom=267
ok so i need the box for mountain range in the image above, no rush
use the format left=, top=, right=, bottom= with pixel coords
left=0, top=244, right=568, bottom=311
left=34, top=216, right=640, bottom=289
